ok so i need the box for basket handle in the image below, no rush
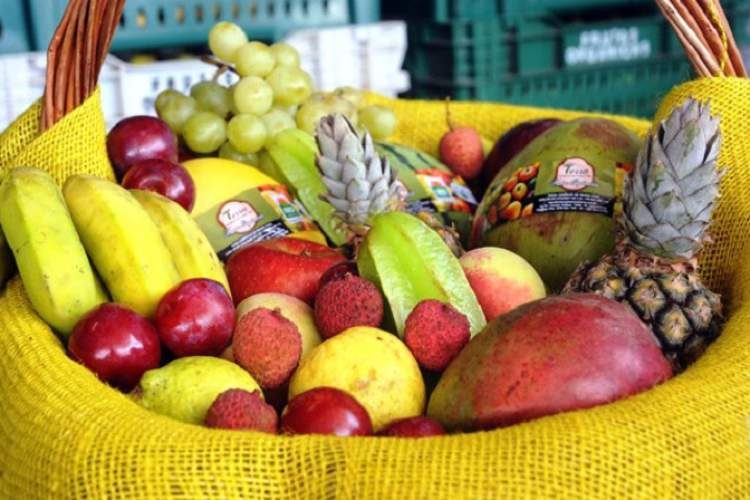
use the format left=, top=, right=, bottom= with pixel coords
left=42, top=0, right=125, bottom=131
left=656, top=0, right=747, bottom=78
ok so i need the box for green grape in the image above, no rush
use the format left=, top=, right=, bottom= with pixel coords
left=208, top=22, right=248, bottom=62
left=307, top=91, right=327, bottom=102
left=157, top=92, right=198, bottom=135
left=261, top=108, right=295, bottom=138
left=183, top=111, right=227, bottom=154
left=275, top=104, right=298, bottom=117
left=155, top=89, right=181, bottom=112
left=322, top=95, right=358, bottom=126
left=235, top=41, right=276, bottom=78
left=266, top=66, right=312, bottom=106
left=233, top=76, right=274, bottom=115
left=334, top=86, right=365, bottom=109
left=219, top=142, right=260, bottom=166
left=358, top=105, right=397, bottom=140
left=270, top=42, right=300, bottom=68
left=296, top=100, right=329, bottom=134
left=227, top=114, right=268, bottom=154
left=190, top=81, right=233, bottom=118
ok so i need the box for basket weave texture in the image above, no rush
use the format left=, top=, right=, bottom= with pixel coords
left=0, top=81, right=749, bottom=499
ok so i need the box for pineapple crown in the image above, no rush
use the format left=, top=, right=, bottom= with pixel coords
left=623, top=98, right=723, bottom=261
left=315, top=114, right=406, bottom=234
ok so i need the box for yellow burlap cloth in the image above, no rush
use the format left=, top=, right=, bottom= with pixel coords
left=0, top=81, right=748, bottom=498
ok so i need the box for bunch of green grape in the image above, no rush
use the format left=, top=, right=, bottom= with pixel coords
left=154, top=21, right=398, bottom=167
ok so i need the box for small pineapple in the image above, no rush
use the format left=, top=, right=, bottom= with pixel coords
left=564, top=99, right=723, bottom=370
left=316, top=114, right=463, bottom=254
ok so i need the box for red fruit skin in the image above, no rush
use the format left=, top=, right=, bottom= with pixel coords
left=314, top=275, right=384, bottom=339
left=205, top=389, right=278, bottom=433
left=428, top=294, right=674, bottom=431
left=439, top=127, right=484, bottom=180
left=107, top=116, right=178, bottom=179
left=318, top=261, right=359, bottom=289
left=68, top=303, right=161, bottom=391
left=155, top=279, right=235, bottom=358
left=281, top=387, right=373, bottom=436
left=478, top=119, right=561, bottom=197
left=404, top=300, right=471, bottom=372
left=122, top=159, right=196, bottom=212
left=232, top=307, right=302, bottom=389
left=377, top=416, right=446, bottom=437
left=225, top=237, right=346, bottom=305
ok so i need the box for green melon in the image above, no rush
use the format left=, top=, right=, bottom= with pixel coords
left=472, top=118, right=641, bottom=291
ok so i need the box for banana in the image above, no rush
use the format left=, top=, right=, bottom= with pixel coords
left=131, top=189, right=230, bottom=296
left=64, top=175, right=180, bottom=317
left=266, top=128, right=349, bottom=246
left=0, top=168, right=107, bottom=334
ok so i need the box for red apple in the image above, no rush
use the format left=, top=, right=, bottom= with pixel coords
left=281, top=387, right=372, bottom=436
left=68, top=303, right=161, bottom=391
left=107, top=116, right=178, bottom=179
left=378, top=416, right=446, bottom=437
left=121, top=159, right=196, bottom=212
left=226, top=237, right=346, bottom=305
left=155, top=279, right=235, bottom=358
left=477, top=118, right=561, bottom=197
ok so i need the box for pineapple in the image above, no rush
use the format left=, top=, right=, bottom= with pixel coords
left=316, top=114, right=464, bottom=254
left=564, top=99, right=723, bottom=370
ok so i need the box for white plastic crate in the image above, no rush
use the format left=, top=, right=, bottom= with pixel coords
left=0, top=21, right=410, bottom=131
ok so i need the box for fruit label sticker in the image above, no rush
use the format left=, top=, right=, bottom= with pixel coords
left=197, top=185, right=316, bottom=260
left=552, top=157, right=595, bottom=191
left=479, top=158, right=616, bottom=228
left=217, top=201, right=261, bottom=235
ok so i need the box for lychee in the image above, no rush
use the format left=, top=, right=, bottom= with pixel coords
left=404, top=300, right=471, bottom=372
left=314, top=274, right=384, bottom=339
left=318, top=261, right=359, bottom=289
left=204, top=388, right=278, bottom=433
left=439, top=100, right=484, bottom=180
left=232, top=307, right=302, bottom=389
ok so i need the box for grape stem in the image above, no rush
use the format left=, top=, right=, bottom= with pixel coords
left=200, top=54, right=240, bottom=78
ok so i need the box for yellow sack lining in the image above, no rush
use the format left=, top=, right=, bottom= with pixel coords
left=0, top=82, right=748, bottom=499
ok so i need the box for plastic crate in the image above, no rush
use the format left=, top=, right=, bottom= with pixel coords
left=0, top=0, right=30, bottom=54
left=27, top=0, right=380, bottom=52
left=410, top=55, right=693, bottom=118
left=406, top=13, right=671, bottom=82
left=383, top=0, right=652, bottom=22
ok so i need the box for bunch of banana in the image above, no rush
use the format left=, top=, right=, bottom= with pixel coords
left=131, top=189, right=230, bottom=296
left=0, top=168, right=107, bottom=334
left=63, top=175, right=181, bottom=317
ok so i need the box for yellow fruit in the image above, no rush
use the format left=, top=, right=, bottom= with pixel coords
left=182, top=157, right=326, bottom=246
left=237, top=293, right=322, bottom=360
left=131, top=189, right=230, bottom=296
left=289, top=326, right=425, bottom=431
left=132, top=356, right=261, bottom=424
left=64, top=176, right=180, bottom=317
left=0, top=168, right=107, bottom=334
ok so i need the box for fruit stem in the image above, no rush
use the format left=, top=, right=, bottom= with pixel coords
left=200, top=55, right=240, bottom=77
left=445, top=97, right=456, bottom=131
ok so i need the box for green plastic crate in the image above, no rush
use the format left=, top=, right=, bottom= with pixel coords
left=0, top=0, right=30, bottom=54
left=28, top=0, right=380, bottom=52
left=383, top=0, right=652, bottom=22
left=410, top=55, right=693, bottom=118
left=406, top=13, right=672, bottom=82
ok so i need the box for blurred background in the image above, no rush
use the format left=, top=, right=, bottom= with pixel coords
left=0, top=0, right=747, bottom=130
